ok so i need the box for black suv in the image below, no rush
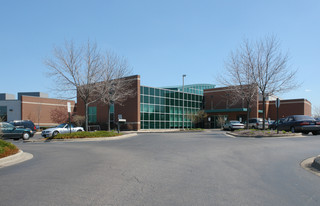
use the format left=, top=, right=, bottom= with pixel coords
left=8, top=120, right=37, bottom=135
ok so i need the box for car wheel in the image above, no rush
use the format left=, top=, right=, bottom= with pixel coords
left=52, top=131, right=59, bottom=137
left=22, top=132, right=30, bottom=140
left=251, top=126, right=255, bottom=129
left=312, top=131, right=318, bottom=135
left=302, top=131, right=309, bottom=135
left=77, top=130, right=82, bottom=132
left=229, top=126, right=233, bottom=131
left=290, top=127, right=295, bottom=133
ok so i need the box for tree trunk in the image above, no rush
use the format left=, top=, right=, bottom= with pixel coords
left=108, top=103, right=111, bottom=131
left=85, top=103, right=89, bottom=131
left=246, top=102, right=250, bottom=129
left=262, top=94, right=266, bottom=130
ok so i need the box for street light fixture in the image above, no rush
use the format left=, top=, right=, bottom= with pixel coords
left=182, top=74, right=186, bottom=130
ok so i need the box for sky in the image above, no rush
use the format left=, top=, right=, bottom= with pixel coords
left=1, top=0, right=320, bottom=108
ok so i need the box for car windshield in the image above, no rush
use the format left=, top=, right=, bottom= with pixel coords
left=230, top=121, right=241, bottom=124
left=56, top=123, right=67, bottom=128
left=294, top=115, right=314, bottom=121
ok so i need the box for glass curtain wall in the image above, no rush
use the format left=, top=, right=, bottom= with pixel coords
left=140, top=86, right=203, bottom=129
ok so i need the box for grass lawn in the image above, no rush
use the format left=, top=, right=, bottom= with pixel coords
left=0, top=139, right=19, bottom=159
left=49, top=131, right=122, bottom=139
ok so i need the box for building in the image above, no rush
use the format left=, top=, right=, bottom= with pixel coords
left=76, top=75, right=215, bottom=130
left=76, top=75, right=312, bottom=130
left=203, top=86, right=311, bottom=128
left=0, top=92, right=75, bottom=127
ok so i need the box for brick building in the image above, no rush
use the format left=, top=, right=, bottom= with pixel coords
left=0, top=92, right=75, bottom=127
left=203, top=86, right=311, bottom=128
left=75, top=75, right=312, bottom=130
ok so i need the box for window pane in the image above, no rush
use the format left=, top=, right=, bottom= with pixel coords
left=150, top=88, right=155, bottom=95
left=155, top=89, right=160, bottom=96
left=144, top=87, right=149, bottom=95
left=144, top=113, right=149, bottom=120
left=155, top=97, right=160, bottom=104
left=150, top=96, right=154, bottom=104
left=149, top=105, right=155, bottom=113
left=155, top=105, right=160, bottom=113
left=144, top=96, right=149, bottom=103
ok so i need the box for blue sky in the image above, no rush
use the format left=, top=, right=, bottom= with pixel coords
left=1, top=0, right=319, bottom=107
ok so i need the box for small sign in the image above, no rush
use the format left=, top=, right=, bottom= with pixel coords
left=118, top=119, right=126, bottom=122
left=275, top=98, right=280, bottom=108
left=118, top=114, right=122, bottom=119
left=67, top=102, right=71, bottom=113
left=208, top=117, right=211, bottom=122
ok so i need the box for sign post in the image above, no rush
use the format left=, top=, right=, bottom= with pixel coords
left=275, top=98, right=280, bottom=134
left=67, top=102, right=71, bottom=134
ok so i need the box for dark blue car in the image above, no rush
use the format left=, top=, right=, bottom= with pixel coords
left=277, top=115, right=320, bottom=135
left=0, top=122, right=34, bottom=140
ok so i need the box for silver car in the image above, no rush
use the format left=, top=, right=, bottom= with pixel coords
left=223, top=120, right=244, bottom=131
left=41, top=123, right=84, bottom=138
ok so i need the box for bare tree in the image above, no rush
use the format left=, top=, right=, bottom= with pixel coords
left=313, top=106, right=320, bottom=118
left=36, top=104, right=42, bottom=129
left=216, top=115, right=227, bottom=129
left=72, top=115, right=85, bottom=127
left=98, top=53, right=136, bottom=130
left=250, top=36, right=298, bottom=129
left=221, top=35, right=298, bottom=129
left=218, top=43, right=259, bottom=129
left=188, top=110, right=207, bottom=128
left=45, top=41, right=132, bottom=131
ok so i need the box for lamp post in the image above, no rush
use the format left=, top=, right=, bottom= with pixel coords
left=182, top=74, right=186, bottom=130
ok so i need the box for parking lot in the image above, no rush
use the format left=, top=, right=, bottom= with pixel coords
left=1, top=130, right=320, bottom=205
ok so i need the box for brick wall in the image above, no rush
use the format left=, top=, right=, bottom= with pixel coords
left=21, top=96, right=75, bottom=126
left=204, top=85, right=259, bottom=118
left=260, top=99, right=312, bottom=120
left=76, top=75, right=140, bottom=130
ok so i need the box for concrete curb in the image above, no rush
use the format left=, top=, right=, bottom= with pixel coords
left=300, top=156, right=320, bottom=177
left=226, top=131, right=305, bottom=138
left=137, top=129, right=204, bottom=133
left=311, top=156, right=320, bottom=171
left=0, top=150, right=33, bottom=169
left=40, top=133, right=138, bottom=143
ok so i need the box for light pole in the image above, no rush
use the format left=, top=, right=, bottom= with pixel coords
left=182, top=74, right=186, bottom=130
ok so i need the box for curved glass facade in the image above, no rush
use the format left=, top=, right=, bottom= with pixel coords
left=163, top=84, right=215, bottom=95
left=140, top=86, right=203, bottom=129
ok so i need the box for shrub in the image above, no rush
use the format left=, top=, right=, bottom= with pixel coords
left=0, top=139, right=19, bottom=159
left=50, top=131, right=121, bottom=139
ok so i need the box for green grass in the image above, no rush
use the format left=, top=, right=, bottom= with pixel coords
left=0, top=139, right=19, bottom=158
left=49, top=131, right=122, bottom=139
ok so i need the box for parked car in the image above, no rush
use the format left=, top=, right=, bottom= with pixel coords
left=41, top=123, right=84, bottom=138
left=223, top=120, right=244, bottom=131
left=8, top=120, right=37, bottom=135
left=277, top=115, right=320, bottom=135
left=0, top=122, right=34, bottom=140
left=248, top=118, right=269, bottom=129
left=268, top=118, right=285, bottom=130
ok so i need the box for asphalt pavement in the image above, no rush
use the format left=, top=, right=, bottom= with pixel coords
left=1, top=130, right=320, bottom=206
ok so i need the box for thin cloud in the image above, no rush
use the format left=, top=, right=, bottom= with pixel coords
left=305, top=89, right=312, bottom=92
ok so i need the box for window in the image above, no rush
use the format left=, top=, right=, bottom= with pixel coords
left=0, top=106, right=7, bottom=122
left=88, top=106, right=97, bottom=123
